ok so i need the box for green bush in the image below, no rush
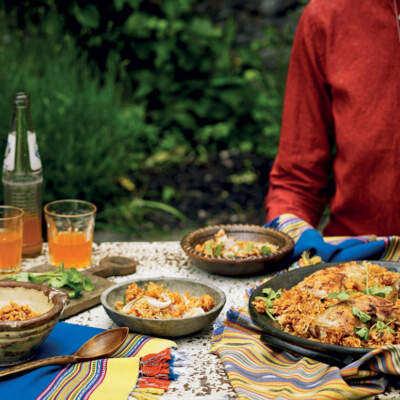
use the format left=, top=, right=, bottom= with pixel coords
left=4, top=0, right=295, bottom=160
left=0, top=13, right=147, bottom=220
left=0, top=2, right=305, bottom=232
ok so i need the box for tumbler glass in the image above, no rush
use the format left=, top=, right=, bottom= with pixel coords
left=0, top=206, right=24, bottom=273
left=44, top=200, right=96, bottom=269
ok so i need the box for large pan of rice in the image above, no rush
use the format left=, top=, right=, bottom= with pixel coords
left=249, top=261, right=400, bottom=360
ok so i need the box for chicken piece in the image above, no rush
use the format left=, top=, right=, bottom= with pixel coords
left=309, top=303, right=362, bottom=339
left=296, top=262, right=400, bottom=301
left=296, top=269, right=345, bottom=298
left=349, top=293, right=399, bottom=322
left=200, top=294, right=215, bottom=312
left=337, top=262, right=367, bottom=291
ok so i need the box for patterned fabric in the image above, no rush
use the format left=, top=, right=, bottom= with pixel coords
left=211, top=214, right=400, bottom=400
left=267, top=213, right=400, bottom=267
left=37, top=334, right=177, bottom=400
left=211, top=310, right=400, bottom=400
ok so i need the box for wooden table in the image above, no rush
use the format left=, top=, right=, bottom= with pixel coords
left=22, top=242, right=400, bottom=400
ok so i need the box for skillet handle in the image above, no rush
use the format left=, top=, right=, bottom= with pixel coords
left=260, top=333, right=353, bottom=367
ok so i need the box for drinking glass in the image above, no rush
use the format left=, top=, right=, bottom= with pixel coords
left=0, top=206, right=24, bottom=273
left=44, top=200, right=96, bottom=269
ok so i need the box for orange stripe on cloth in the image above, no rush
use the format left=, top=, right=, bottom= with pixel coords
left=211, top=314, right=399, bottom=400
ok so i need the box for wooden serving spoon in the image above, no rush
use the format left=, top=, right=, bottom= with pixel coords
left=0, top=326, right=129, bottom=378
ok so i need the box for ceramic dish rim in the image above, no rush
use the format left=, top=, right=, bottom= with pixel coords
left=0, top=280, right=68, bottom=330
left=101, top=276, right=226, bottom=322
left=180, top=224, right=294, bottom=264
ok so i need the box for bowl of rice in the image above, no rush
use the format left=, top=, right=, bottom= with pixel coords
left=180, top=224, right=294, bottom=276
left=101, top=277, right=226, bottom=337
left=0, top=280, right=68, bottom=366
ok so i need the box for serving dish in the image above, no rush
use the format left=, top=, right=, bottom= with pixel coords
left=248, top=261, right=400, bottom=365
left=180, top=224, right=294, bottom=276
left=0, top=280, right=68, bottom=366
left=101, top=277, right=226, bottom=337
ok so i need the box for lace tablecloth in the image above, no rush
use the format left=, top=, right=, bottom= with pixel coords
left=21, top=242, right=400, bottom=400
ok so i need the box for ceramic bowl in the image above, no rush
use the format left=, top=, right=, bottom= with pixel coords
left=101, top=277, right=226, bottom=337
left=0, top=280, right=68, bottom=366
left=180, top=224, right=294, bottom=276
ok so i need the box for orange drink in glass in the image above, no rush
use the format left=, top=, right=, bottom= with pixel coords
left=0, top=206, right=23, bottom=273
left=22, top=214, right=43, bottom=256
left=44, top=200, right=96, bottom=269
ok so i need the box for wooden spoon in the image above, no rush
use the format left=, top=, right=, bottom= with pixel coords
left=0, top=326, right=129, bottom=378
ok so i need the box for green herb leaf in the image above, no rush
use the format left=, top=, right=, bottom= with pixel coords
left=375, top=320, right=395, bottom=334
left=215, top=243, right=223, bottom=257
left=66, top=268, right=83, bottom=284
left=328, top=290, right=350, bottom=301
left=245, top=244, right=254, bottom=252
left=258, top=288, right=282, bottom=319
left=204, top=241, right=214, bottom=256
left=82, top=277, right=94, bottom=291
left=376, top=321, right=386, bottom=331
left=363, top=284, right=392, bottom=298
left=68, top=289, right=82, bottom=299
left=354, top=326, right=370, bottom=340
left=0, top=264, right=94, bottom=299
left=47, top=275, right=68, bottom=288
left=261, top=288, right=282, bottom=300
left=261, top=246, right=271, bottom=255
left=29, top=275, right=49, bottom=285
left=14, top=272, right=30, bottom=282
left=352, top=307, right=371, bottom=323
left=265, top=310, right=276, bottom=320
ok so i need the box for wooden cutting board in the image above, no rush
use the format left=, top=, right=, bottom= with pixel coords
left=28, top=256, right=137, bottom=320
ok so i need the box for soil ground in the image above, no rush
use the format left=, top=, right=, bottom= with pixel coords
left=94, top=151, right=273, bottom=242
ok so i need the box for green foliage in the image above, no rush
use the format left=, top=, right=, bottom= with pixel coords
left=0, top=13, right=148, bottom=219
left=4, top=0, right=296, bottom=161
left=0, top=2, right=304, bottom=232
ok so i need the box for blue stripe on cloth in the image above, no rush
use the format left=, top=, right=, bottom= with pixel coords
left=0, top=322, right=103, bottom=400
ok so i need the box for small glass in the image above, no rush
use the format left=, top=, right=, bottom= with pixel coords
left=44, top=200, right=96, bottom=269
left=0, top=206, right=24, bottom=273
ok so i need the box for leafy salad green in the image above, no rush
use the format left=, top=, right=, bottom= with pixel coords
left=0, top=264, right=94, bottom=299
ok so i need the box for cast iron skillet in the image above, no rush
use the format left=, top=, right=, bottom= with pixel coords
left=249, top=261, right=400, bottom=366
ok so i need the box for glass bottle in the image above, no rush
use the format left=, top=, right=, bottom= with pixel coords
left=2, top=92, right=43, bottom=256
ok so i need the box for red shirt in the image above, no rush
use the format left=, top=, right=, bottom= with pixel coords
left=265, top=0, right=400, bottom=236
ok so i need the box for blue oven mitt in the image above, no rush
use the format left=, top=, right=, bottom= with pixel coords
left=265, top=216, right=385, bottom=263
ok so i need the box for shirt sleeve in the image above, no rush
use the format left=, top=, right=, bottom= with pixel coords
left=265, top=4, right=334, bottom=227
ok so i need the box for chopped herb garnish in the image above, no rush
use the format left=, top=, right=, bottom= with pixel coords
left=261, top=246, right=271, bottom=255
left=261, top=287, right=282, bottom=300
left=363, top=284, right=392, bottom=298
left=375, top=320, right=396, bottom=334
left=354, top=326, right=370, bottom=340
left=256, top=288, right=282, bottom=320
left=215, top=243, right=223, bottom=257
left=204, top=241, right=214, bottom=256
left=245, top=244, right=254, bottom=253
left=352, top=306, right=371, bottom=323
left=328, top=290, right=351, bottom=301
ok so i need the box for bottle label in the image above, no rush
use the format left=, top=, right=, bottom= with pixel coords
left=3, top=133, right=16, bottom=171
left=28, top=131, right=42, bottom=171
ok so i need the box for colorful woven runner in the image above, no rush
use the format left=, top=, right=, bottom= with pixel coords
left=210, top=214, right=400, bottom=400
left=37, top=333, right=177, bottom=400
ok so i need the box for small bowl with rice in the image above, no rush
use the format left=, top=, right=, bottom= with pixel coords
left=180, top=224, right=294, bottom=276
left=0, top=280, right=68, bottom=366
left=101, top=277, right=226, bottom=337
